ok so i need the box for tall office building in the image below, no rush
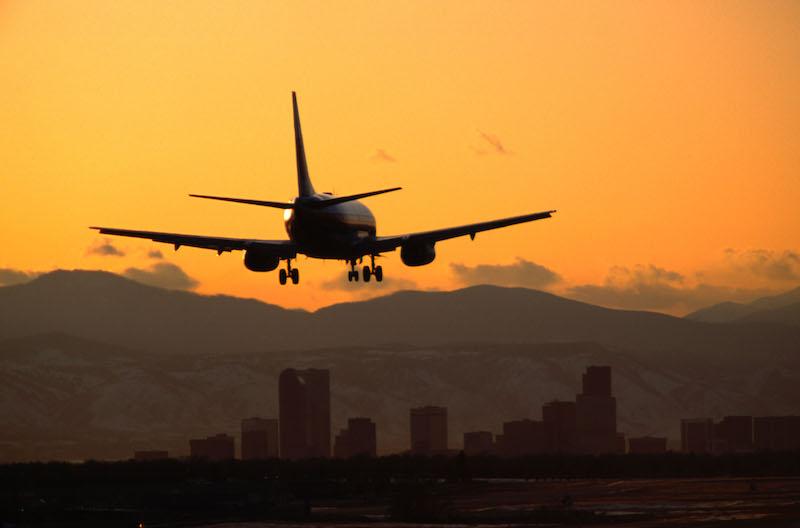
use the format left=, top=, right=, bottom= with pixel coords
left=241, top=417, right=279, bottom=460
left=410, top=406, right=448, bottom=454
left=499, top=419, right=546, bottom=456
left=463, top=431, right=494, bottom=455
left=575, top=366, right=618, bottom=454
left=754, top=416, right=800, bottom=451
left=542, top=400, right=577, bottom=453
left=713, top=416, right=753, bottom=453
left=681, top=418, right=714, bottom=453
left=333, top=417, right=377, bottom=458
left=279, top=368, right=331, bottom=459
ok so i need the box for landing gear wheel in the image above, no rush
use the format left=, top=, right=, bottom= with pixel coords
left=363, top=265, right=372, bottom=282
left=347, top=271, right=353, bottom=282
left=279, top=269, right=287, bottom=285
left=374, top=265, right=383, bottom=282
left=291, top=268, right=299, bottom=285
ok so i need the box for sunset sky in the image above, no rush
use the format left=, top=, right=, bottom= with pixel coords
left=1, top=1, right=798, bottom=314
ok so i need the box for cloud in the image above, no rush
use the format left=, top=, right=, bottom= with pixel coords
left=371, top=149, right=396, bottom=163
left=476, top=131, right=511, bottom=155
left=0, top=268, right=40, bottom=287
left=567, top=264, right=771, bottom=313
left=122, top=262, right=199, bottom=291
left=87, top=238, right=125, bottom=257
left=451, top=258, right=562, bottom=289
left=147, top=249, right=164, bottom=260
left=724, top=249, right=800, bottom=281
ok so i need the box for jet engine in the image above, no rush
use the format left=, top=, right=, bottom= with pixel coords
left=244, top=249, right=280, bottom=272
left=400, top=241, right=436, bottom=266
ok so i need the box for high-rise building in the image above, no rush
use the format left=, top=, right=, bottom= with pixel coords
left=410, top=406, right=448, bottom=454
left=499, top=419, right=546, bottom=456
left=279, top=368, right=331, bottom=459
left=189, top=433, right=235, bottom=460
left=542, top=400, right=577, bottom=453
left=681, top=418, right=714, bottom=453
left=334, top=417, right=377, bottom=458
left=463, top=431, right=494, bottom=455
left=754, top=416, right=800, bottom=451
left=241, top=417, right=279, bottom=460
left=575, top=366, right=617, bottom=454
left=582, top=366, right=612, bottom=396
left=713, top=416, right=753, bottom=453
left=628, top=436, right=667, bottom=454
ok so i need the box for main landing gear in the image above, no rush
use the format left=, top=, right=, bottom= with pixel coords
left=278, top=259, right=299, bottom=285
left=347, top=256, right=383, bottom=283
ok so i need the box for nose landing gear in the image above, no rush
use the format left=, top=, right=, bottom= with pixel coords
left=279, top=260, right=300, bottom=285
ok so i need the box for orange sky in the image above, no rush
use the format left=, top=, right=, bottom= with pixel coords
left=1, top=1, right=798, bottom=313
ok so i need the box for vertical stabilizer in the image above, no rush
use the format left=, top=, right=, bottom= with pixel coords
left=292, top=92, right=316, bottom=197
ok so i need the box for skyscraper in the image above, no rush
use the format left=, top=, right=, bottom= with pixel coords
left=713, top=416, right=753, bottom=453
left=575, top=366, right=618, bottom=454
left=334, top=417, right=377, bottom=458
left=463, top=431, right=494, bottom=455
left=681, top=418, right=714, bottom=453
left=754, top=416, right=800, bottom=451
left=241, top=417, right=279, bottom=460
left=542, top=400, right=577, bottom=453
left=499, top=419, right=546, bottom=456
left=279, top=368, right=331, bottom=459
left=410, top=406, right=448, bottom=454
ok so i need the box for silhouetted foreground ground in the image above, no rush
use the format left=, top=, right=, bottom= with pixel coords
left=3, top=453, right=800, bottom=526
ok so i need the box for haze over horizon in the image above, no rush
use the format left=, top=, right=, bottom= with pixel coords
left=1, top=1, right=799, bottom=314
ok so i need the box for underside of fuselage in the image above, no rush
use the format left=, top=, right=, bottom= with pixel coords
left=286, top=197, right=377, bottom=259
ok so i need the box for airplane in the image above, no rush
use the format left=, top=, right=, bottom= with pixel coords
left=91, top=92, right=556, bottom=286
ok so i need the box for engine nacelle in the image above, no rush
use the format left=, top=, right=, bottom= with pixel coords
left=244, top=249, right=280, bottom=272
left=400, top=241, right=436, bottom=267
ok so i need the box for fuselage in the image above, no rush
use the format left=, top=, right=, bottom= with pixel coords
left=284, top=193, right=376, bottom=259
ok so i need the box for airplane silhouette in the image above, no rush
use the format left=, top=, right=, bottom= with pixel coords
left=92, top=93, right=556, bottom=285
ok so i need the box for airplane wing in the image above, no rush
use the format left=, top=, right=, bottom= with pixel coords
left=368, top=210, right=556, bottom=253
left=89, top=227, right=297, bottom=257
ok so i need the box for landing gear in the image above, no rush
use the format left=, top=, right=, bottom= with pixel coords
left=347, top=259, right=359, bottom=282
left=279, top=260, right=300, bottom=286
left=347, top=256, right=383, bottom=283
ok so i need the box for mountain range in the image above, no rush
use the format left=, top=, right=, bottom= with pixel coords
left=1, top=270, right=799, bottom=462
left=685, top=287, right=800, bottom=326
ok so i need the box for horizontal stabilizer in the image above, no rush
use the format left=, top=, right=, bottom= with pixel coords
left=189, top=194, right=294, bottom=209
left=310, top=187, right=402, bottom=208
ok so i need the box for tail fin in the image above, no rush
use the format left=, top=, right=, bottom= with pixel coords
left=292, top=92, right=316, bottom=197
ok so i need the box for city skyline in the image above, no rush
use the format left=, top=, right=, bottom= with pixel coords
left=175, top=364, right=799, bottom=461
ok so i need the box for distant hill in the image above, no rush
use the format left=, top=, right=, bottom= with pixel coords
left=686, top=287, right=800, bottom=326
left=3, top=333, right=799, bottom=462
left=1, top=270, right=799, bottom=370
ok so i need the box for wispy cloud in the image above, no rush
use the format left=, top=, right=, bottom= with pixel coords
left=123, top=262, right=199, bottom=291
left=87, top=238, right=125, bottom=257
left=147, top=249, right=164, bottom=260
left=724, top=248, right=800, bottom=282
left=451, top=258, right=562, bottom=289
left=566, top=264, right=771, bottom=313
left=476, top=130, right=511, bottom=155
left=371, top=149, right=397, bottom=163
